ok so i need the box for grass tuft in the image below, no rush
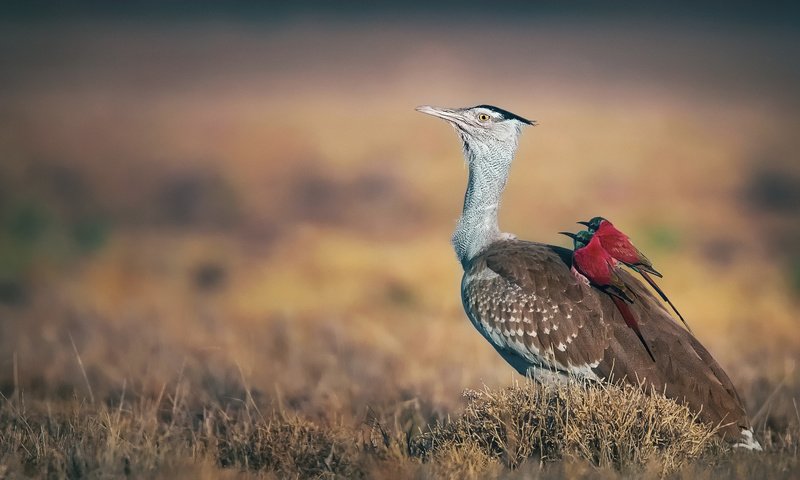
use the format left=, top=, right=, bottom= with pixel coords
left=412, top=380, right=724, bottom=476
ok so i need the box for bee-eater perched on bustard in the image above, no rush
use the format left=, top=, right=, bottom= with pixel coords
left=579, top=216, right=691, bottom=333
left=416, top=104, right=760, bottom=449
left=559, top=230, right=655, bottom=362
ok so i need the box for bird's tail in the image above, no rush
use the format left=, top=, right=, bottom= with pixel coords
left=611, top=295, right=656, bottom=362
left=637, top=269, right=693, bottom=334
left=636, top=263, right=663, bottom=278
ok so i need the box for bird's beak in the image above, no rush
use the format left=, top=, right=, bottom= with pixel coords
left=558, top=232, right=578, bottom=240
left=415, top=105, right=464, bottom=124
left=576, top=221, right=591, bottom=227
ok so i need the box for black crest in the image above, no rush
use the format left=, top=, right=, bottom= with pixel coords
left=474, top=105, right=535, bottom=125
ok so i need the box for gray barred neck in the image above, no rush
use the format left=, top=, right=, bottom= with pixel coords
left=452, top=143, right=515, bottom=268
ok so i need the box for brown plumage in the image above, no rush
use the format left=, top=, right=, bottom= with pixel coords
left=462, top=239, right=751, bottom=441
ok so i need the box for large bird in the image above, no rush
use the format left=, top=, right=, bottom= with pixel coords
left=579, top=216, right=692, bottom=333
left=416, top=104, right=759, bottom=449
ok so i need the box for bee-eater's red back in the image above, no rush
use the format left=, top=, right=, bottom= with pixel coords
left=593, top=219, right=648, bottom=266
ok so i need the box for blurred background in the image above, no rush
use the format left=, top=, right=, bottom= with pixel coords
left=1, top=2, right=798, bottom=429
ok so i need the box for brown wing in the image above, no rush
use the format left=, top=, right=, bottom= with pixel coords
left=592, top=267, right=751, bottom=439
left=462, top=240, right=611, bottom=375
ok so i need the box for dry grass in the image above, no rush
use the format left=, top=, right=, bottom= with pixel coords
left=1, top=378, right=794, bottom=479
left=413, top=382, right=723, bottom=476
left=0, top=380, right=742, bottom=479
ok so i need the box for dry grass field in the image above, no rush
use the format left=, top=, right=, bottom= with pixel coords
left=0, top=9, right=799, bottom=478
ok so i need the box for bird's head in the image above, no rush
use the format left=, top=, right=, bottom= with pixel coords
left=559, top=230, right=594, bottom=250
left=416, top=104, right=536, bottom=168
left=577, top=216, right=607, bottom=232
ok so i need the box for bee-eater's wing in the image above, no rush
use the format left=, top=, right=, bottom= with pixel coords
left=608, top=266, right=636, bottom=303
left=631, top=248, right=662, bottom=277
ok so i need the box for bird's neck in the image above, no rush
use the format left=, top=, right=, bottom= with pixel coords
left=452, top=142, right=515, bottom=268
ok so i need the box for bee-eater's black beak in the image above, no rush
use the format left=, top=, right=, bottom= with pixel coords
left=559, top=231, right=578, bottom=240
left=576, top=221, right=591, bottom=227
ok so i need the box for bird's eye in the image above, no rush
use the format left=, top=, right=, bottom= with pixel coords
left=478, top=113, right=491, bottom=122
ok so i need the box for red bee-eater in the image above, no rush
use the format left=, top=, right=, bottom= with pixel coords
left=560, top=230, right=656, bottom=362
left=578, top=217, right=691, bottom=333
